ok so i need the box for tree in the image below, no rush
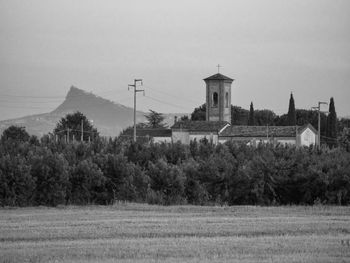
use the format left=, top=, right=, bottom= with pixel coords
left=338, top=128, right=350, bottom=152
left=180, top=115, right=189, bottom=121
left=231, top=106, right=249, bottom=125
left=1, top=126, right=30, bottom=142
left=326, top=97, right=337, bottom=147
left=54, top=111, right=98, bottom=142
left=254, top=109, right=277, bottom=126
left=182, top=159, right=208, bottom=205
left=191, top=103, right=206, bottom=121
left=287, top=93, right=296, bottom=126
left=103, top=154, right=138, bottom=201
left=248, top=102, right=255, bottom=126
left=118, top=123, right=149, bottom=144
left=68, top=159, right=106, bottom=205
left=231, top=106, right=276, bottom=126
left=31, top=151, right=69, bottom=206
left=338, top=118, right=350, bottom=133
left=147, top=158, right=186, bottom=205
left=275, top=109, right=327, bottom=134
left=144, top=110, right=167, bottom=128
left=0, top=155, right=35, bottom=206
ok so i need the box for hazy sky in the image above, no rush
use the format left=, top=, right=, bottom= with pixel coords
left=1, top=0, right=349, bottom=120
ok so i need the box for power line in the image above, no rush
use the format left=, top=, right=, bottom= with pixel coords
left=0, top=105, right=54, bottom=110
left=0, top=93, right=65, bottom=99
left=0, top=99, right=62, bottom=104
left=96, top=88, right=128, bottom=95
left=320, top=135, right=338, bottom=141
left=142, top=95, right=190, bottom=111
left=145, top=86, right=199, bottom=104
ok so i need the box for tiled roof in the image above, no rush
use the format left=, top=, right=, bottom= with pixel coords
left=171, top=121, right=229, bottom=132
left=220, top=125, right=302, bottom=137
left=123, top=128, right=172, bottom=137
left=204, top=73, right=234, bottom=82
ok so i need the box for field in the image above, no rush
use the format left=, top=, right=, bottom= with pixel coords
left=0, top=204, right=349, bottom=263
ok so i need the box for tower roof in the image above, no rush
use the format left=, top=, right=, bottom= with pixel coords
left=204, top=73, right=234, bottom=82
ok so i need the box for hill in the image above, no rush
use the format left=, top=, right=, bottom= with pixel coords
left=0, top=86, right=179, bottom=137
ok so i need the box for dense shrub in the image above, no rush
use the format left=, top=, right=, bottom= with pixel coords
left=0, top=129, right=350, bottom=206
left=68, top=159, right=107, bottom=205
left=147, top=158, right=186, bottom=205
left=30, top=150, right=69, bottom=206
left=0, top=155, right=35, bottom=206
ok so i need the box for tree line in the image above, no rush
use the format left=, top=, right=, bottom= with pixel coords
left=191, top=95, right=348, bottom=148
left=1, top=122, right=349, bottom=207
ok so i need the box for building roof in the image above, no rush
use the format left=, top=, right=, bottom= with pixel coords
left=298, top=123, right=318, bottom=134
left=204, top=73, right=234, bottom=82
left=220, top=125, right=316, bottom=138
left=171, top=121, right=230, bottom=132
left=123, top=128, right=172, bottom=138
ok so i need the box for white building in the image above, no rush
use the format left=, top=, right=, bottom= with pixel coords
left=218, top=123, right=317, bottom=147
left=170, top=72, right=317, bottom=147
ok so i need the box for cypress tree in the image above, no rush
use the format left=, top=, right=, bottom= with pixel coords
left=248, top=102, right=255, bottom=126
left=287, top=93, right=296, bottom=126
left=326, top=97, right=337, bottom=145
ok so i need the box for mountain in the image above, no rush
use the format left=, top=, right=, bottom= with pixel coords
left=0, top=86, right=181, bottom=137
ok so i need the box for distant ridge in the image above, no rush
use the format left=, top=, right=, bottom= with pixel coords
left=0, top=86, right=181, bottom=137
left=51, top=86, right=146, bottom=136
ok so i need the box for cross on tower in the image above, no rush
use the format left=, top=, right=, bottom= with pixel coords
left=217, top=64, right=221, bottom=73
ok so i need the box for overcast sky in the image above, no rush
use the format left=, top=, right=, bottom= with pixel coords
left=1, top=0, right=349, bottom=120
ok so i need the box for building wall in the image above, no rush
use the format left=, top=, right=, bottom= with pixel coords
left=172, top=130, right=315, bottom=146
left=275, top=138, right=296, bottom=145
left=172, top=130, right=190, bottom=144
left=219, top=136, right=296, bottom=146
left=172, top=130, right=219, bottom=145
left=206, top=81, right=220, bottom=121
left=223, top=82, right=231, bottom=123
left=218, top=127, right=316, bottom=147
left=153, top=137, right=172, bottom=144
left=300, top=128, right=316, bottom=146
left=189, top=133, right=218, bottom=144
left=206, top=80, right=232, bottom=123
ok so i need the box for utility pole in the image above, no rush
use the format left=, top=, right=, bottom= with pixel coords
left=312, top=101, right=328, bottom=148
left=128, top=79, right=144, bottom=142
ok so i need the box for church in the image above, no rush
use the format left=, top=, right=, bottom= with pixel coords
left=142, top=72, right=317, bottom=147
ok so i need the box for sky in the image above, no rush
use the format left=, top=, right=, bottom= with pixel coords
left=0, top=0, right=349, bottom=120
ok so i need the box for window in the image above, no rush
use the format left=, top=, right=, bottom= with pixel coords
left=212, top=92, right=218, bottom=107
left=225, top=92, right=229, bottom=108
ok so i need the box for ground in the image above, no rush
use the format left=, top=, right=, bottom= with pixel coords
left=0, top=204, right=349, bottom=263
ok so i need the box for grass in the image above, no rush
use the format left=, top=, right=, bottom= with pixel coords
left=0, top=204, right=349, bottom=262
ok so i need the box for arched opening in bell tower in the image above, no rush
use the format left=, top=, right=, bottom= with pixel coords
left=212, top=92, right=218, bottom=107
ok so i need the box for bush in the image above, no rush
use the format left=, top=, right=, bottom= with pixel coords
left=147, top=159, right=186, bottom=205
left=68, top=159, right=107, bottom=205
left=31, top=151, right=69, bottom=206
left=0, top=155, right=35, bottom=206
left=1, top=130, right=350, bottom=207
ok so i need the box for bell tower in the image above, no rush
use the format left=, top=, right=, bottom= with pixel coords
left=204, top=72, right=234, bottom=123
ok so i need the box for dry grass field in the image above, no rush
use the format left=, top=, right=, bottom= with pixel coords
left=0, top=204, right=349, bottom=263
